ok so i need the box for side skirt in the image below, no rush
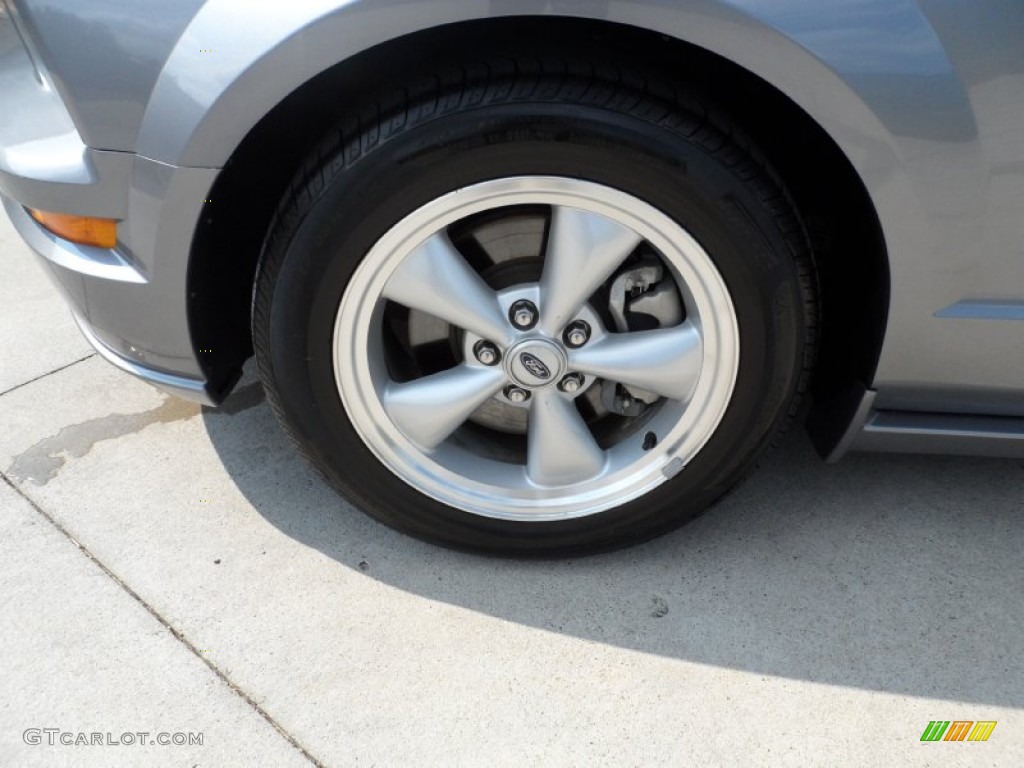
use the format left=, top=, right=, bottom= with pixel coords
left=827, top=394, right=1024, bottom=461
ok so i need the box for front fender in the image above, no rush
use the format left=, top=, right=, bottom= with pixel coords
left=138, top=0, right=970, bottom=175
left=143, top=0, right=1010, bottom=415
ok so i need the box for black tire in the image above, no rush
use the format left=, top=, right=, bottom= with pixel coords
left=252, top=56, right=817, bottom=556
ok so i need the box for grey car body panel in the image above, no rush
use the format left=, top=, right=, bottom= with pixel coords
left=0, top=3, right=133, bottom=217
left=2, top=0, right=1023, bottom=454
left=9, top=0, right=206, bottom=153
left=851, top=409, right=1024, bottom=458
left=3, top=158, right=219, bottom=383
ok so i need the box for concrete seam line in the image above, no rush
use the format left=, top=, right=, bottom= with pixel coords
left=0, top=472, right=326, bottom=768
left=0, top=353, right=98, bottom=398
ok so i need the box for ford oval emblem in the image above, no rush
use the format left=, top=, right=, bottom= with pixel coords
left=519, top=352, right=551, bottom=380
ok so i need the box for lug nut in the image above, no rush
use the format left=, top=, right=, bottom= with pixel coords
left=558, top=373, right=586, bottom=394
left=509, top=299, right=538, bottom=330
left=563, top=320, right=591, bottom=348
left=504, top=385, right=531, bottom=404
left=473, top=340, right=500, bottom=366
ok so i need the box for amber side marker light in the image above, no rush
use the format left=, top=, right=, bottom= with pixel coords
left=28, top=209, right=118, bottom=249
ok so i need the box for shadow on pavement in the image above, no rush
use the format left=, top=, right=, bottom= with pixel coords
left=203, top=382, right=1023, bottom=708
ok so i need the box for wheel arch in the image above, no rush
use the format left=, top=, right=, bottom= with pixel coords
left=183, top=10, right=893, bottom=454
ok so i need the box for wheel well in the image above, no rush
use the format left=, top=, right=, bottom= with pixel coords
left=188, top=15, right=888, bottom=451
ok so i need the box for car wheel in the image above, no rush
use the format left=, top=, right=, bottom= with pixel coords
left=252, top=59, right=817, bottom=555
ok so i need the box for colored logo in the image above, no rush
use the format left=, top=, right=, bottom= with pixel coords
left=519, top=352, right=552, bottom=380
left=920, top=721, right=997, bottom=742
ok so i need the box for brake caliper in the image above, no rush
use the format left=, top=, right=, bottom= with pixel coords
left=602, top=259, right=685, bottom=416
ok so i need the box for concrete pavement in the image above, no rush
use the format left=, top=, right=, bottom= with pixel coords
left=1, top=209, right=1022, bottom=767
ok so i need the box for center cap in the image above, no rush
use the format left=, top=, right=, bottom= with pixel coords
left=507, top=339, right=567, bottom=389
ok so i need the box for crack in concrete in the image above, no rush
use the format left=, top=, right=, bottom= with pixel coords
left=0, top=353, right=97, bottom=398
left=6, top=383, right=265, bottom=486
left=0, top=473, right=324, bottom=767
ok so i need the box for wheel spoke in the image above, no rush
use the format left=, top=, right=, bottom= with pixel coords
left=383, top=231, right=511, bottom=344
left=384, top=364, right=506, bottom=450
left=538, top=206, right=642, bottom=335
left=570, top=322, right=704, bottom=401
left=527, top=390, right=606, bottom=486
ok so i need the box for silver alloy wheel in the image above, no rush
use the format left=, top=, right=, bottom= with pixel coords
left=333, top=176, right=740, bottom=521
